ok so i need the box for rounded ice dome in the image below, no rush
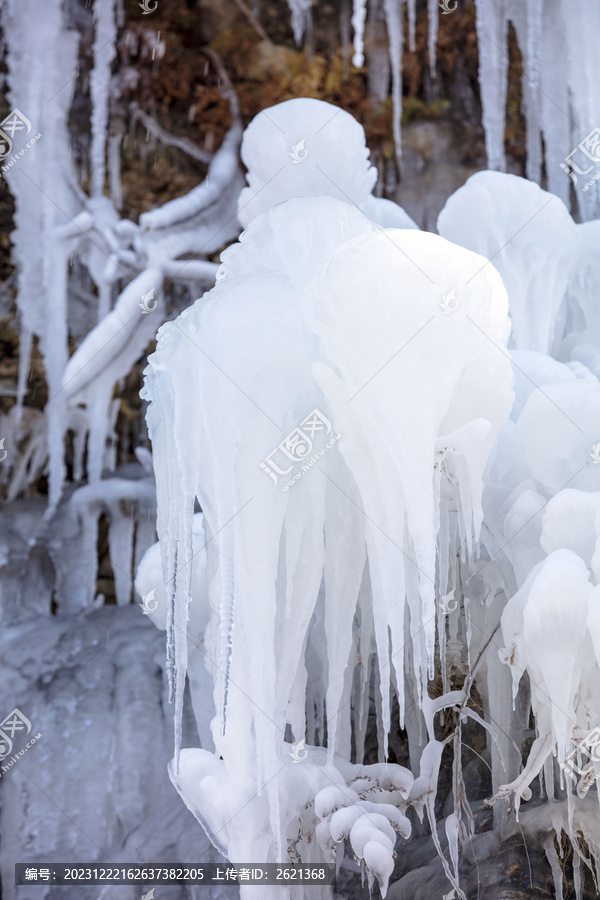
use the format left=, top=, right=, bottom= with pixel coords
left=238, top=98, right=417, bottom=230
left=437, top=170, right=576, bottom=355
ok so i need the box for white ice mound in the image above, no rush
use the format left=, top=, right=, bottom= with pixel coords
left=517, top=378, right=600, bottom=493
left=238, top=97, right=418, bottom=229
left=498, top=549, right=599, bottom=808
left=143, top=196, right=514, bottom=880
left=541, top=490, right=600, bottom=572
left=437, top=171, right=576, bottom=354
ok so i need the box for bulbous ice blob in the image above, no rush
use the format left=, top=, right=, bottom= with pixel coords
left=518, top=378, right=600, bottom=493
left=500, top=550, right=594, bottom=771
left=238, top=98, right=417, bottom=230
left=437, top=171, right=576, bottom=354
left=541, top=490, right=600, bottom=568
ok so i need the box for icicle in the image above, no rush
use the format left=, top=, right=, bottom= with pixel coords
left=383, top=0, right=404, bottom=172
left=474, top=0, right=509, bottom=171
left=538, top=1, right=571, bottom=206
left=407, top=0, right=416, bottom=52
left=427, top=0, right=439, bottom=76
left=286, top=0, right=312, bottom=46
left=351, top=0, right=368, bottom=66
left=509, top=0, right=543, bottom=184
left=559, top=0, right=600, bottom=222
left=90, top=0, right=116, bottom=197
left=108, top=131, right=123, bottom=210
left=15, top=326, right=32, bottom=427
left=524, top=0, right=544, bottom=184
left=2, top=0, right=82, bottom=508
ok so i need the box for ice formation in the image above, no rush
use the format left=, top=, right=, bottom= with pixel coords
left=238, top=98, right=418, bottom=230
left=145, top=122, right=600, bottom=895
left=474, top=0, right=600, bottom=221
left=143, top=169, right=512, bottom=893
left=4, top=0, right=600, bottom=897
left=437, top=171, right=576, bottom=354
left=348, top=0, right=600, bottom=220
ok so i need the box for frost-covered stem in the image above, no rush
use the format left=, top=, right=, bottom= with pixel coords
left=424, top=780, right=468, bottom=900
left=129, top=103, right=214, bottom=164
left=459, top=624, right=500, bottom=710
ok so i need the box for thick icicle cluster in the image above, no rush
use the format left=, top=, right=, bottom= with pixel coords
left=474, top=0, right=600, bottom=221
left=347, top=0, right=600, bottom=220
left=143, top=98, right=513, bottom=896
left=438, top=168, right=600, bottom=896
